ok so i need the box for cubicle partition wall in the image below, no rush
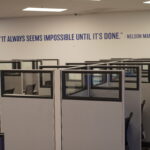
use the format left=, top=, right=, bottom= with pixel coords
left=0, top=59, right=144, bottom=150
left=124, top=60, right=150, bottom=63
left=40, top=59, right=59, bottom=66
left=110, top=61, right=150, bottom=144
left=13, top=59, right=38, bottom=69
left=39, top=65, right=75, bottom=70
left=89, top=65, right=141, bottom=150
left=110, top=62, right=150, bottom=83
left=13, top=59, right=59, bottom=70
left=0, top=61, right=20, bottom=70
left=85, top=60, right=112, bottom=64
left=0, top=70, right=55, bottom=150
left=65, top=62, right=105, bottom=66
left=61, top=70, right=125, bottom=150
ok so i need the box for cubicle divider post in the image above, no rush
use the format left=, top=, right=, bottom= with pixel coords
left=87, top=66, right=91, bottom=97
left=54, top=70, right=62, bottom=150
left=0, top=72, right=4, bottom=150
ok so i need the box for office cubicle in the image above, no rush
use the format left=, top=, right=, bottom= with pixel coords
left=107, top=60, right=150, bottom=149
left=85, top=59, right=112, bottom=64
left=64, top=61, right=143, bottom=150
left=0, top=70, right=55, bottom=150
left=88, top=65, right=141, bottom=150
left=124, top=59, right=150, bottom=63
left=89, top=65, right=139, bottom=89
left=65, top=62, right=106, bottom=66
left=112, top=61, right=150, bottom=146
left=0, top=58, right=145, bottom=150
left=110, top=62, right=150, bottom=83
left=1, top=70, right=53, bottom=98
left=61, top=70, right=125, bottom=150
left=13, top=59, right=59, bottom=70
left=39, top=65, right=75, bottom=70
left=40, top=59, right=59, bottom=66
left=12, top=59, right=38, bottom=69
left=66, top=62, right=90, bottom=66
left=0, top=61, right=20, bottom=70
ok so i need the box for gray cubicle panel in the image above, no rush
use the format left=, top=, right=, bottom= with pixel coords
left=40, top=59, right=59, bottom=66
left=109, top=62, right=150, bottom=150
left=39, top=65, right=75, bottom=70
left=110, top=62, right=150, bottom=83
left=0, top=70, right=55, bottom=150
left=123, top=59, right=150, bottom=63
left=90, top=65, right=141, bottom=150
left=12, top=60, right=37, bottom=70
left=13, top=59, right=60, bottom=69
left=142, top=83, right=150, bottom=141
left=61, top=70, right=125, bottom=150
left=110, top=58, right=132, bottom=61
left=85, top=60, right=112, bottom=64
left=66, top=62, right=90, bottom=66
left=65, top=62, right=106, bottom=66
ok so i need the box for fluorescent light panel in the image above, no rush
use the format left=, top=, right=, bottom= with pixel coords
left=23, top=7, right=67, bottom=12
left=143, top=1, right=150, bottom=4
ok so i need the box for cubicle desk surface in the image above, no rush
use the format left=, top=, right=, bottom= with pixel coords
left=2, top=94, right=51, bottom=99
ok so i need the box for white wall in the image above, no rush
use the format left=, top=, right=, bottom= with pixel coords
left=0, top=11, right=150, bottom=64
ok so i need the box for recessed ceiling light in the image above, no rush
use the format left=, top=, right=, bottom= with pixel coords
left=143, top=1, right=150, bottom=4
left=23, top=7, right=67, bottom=12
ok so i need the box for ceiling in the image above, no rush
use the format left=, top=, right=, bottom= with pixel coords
left=0, top=0, right=150, bottom=18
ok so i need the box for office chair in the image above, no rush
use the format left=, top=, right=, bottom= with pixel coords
left=142, top=100, right=146, bottom=140
left=24, top=84, right=36, bottom=95
left=45, top=80, right=51, bottom=87
left=4, top=88, right=15, bottom=94
left=125, top=112, right=133, bottom=150
left=142, top=100, right=146, bottom=112
left=141, top=100, right=150, bottom=150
